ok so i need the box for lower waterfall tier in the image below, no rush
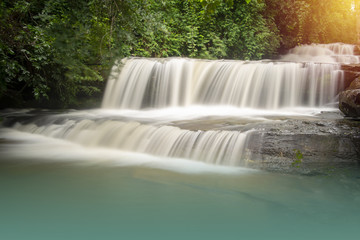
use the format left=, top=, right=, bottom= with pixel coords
left=2, top=108, right=359, bottom=172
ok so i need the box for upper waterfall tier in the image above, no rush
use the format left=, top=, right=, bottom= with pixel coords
left=281, top=43, right=360, bottom=64
left=102, top=58, right=343, bottom=110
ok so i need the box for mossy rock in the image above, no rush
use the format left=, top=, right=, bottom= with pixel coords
left=339, top=89, right=360, bottom=117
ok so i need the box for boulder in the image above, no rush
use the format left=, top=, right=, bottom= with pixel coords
left=339, top=89, right=360, bottom=117
left=346, top=77, right=360, bottom=90
left=339, top=76, right=360, bottom=117
left=342, top=71, right=359, bottom=90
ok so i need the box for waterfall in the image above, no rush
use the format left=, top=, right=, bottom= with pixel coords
left=102, top=58, right=343, bottom=109
left=12, top=119, right=252, bottom=166
left=4, top=43, right=356, bottom=168
left=281, top=42, right=360, bottom=64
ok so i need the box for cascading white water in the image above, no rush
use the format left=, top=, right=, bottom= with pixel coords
left=281, top=42, right=360, bottom=64
left=318, top=43, right=355, bottom=55
left=4, top=42, right=356, bottom=168
left=12, top=119, right=251, bottom=166
left=102, top=58, right=343, bottom=109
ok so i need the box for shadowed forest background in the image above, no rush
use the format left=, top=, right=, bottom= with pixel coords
left=0, top=0, right=358, bottom=108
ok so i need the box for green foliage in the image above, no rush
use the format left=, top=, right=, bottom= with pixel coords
left=0, top=0, right=108, bottom=108
left=0, top=0, right=358, bottom=108
left=302, top=0, right=357, bottom=44
left=1, top=1, right=50, bottom=104
left=292, top=149, right=303, bottom=168
left=265, top=0, right=310, bottom=50
left=265, top=0, right=357, bottom=50
left=127, top=0, right=280, bottom=60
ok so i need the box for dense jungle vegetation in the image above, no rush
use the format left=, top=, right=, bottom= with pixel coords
left=0, top=0, right=358, bottom=108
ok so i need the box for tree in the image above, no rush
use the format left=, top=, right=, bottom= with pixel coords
left=265, top=0, right=310, bottom=51
left=1, top=0, right=358, bottom=108
left=302, top=0, right=357, bottom=44
left=0, top=0, right=117, bottom=108
left=265, top=0, right=357, bottom=51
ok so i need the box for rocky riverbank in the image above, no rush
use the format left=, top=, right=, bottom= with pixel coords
left=246, top=112, right=360, bottom=174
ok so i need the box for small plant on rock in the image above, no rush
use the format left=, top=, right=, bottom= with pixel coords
left=292, top=149, right=303, bottom=168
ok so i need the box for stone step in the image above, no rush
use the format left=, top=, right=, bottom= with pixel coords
left=340, top=64, right=360, bottom=90
left=354, top=45, right=360, bottom=55
left=341, top=63, right=360, bottom=72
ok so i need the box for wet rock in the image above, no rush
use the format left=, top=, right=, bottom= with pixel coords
left=342, top=70, right=360, bottom=90
left=339, top=89, right=360, bottom=117
left=244, top=117, right=360, bottom=174
left=353, top=46, right=360, bottom=55
left=339, top=76, right=360, bottom=117
left=341, top=64, right=360, bottom=72
left=346, top=77, right=360, bottom=90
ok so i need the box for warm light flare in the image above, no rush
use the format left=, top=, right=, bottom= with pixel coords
left=354, top=0, right=360, bottom=12
left=304, top=0, right=358, bottom=44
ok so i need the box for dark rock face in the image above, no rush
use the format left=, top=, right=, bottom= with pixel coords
left=347, top=77, right=360, bottom=90
left=339, top=89, right=360, bottom=117
left=343, top=71, right=360, bottom=90
left=245, top=116, right=360, bottom=174
left=339, top=76, right=360, bottom=117
left=341, top=64, right=360, bottom=72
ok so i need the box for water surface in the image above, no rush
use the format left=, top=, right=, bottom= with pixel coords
left=1, top=134, right=359, bottom=240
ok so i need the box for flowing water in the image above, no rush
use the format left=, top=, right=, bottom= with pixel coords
left=102, top=59, right=343, bottom=109
left=1, top=43, right=360, bottom=239
left=281, top=42, right=360, bottom=64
